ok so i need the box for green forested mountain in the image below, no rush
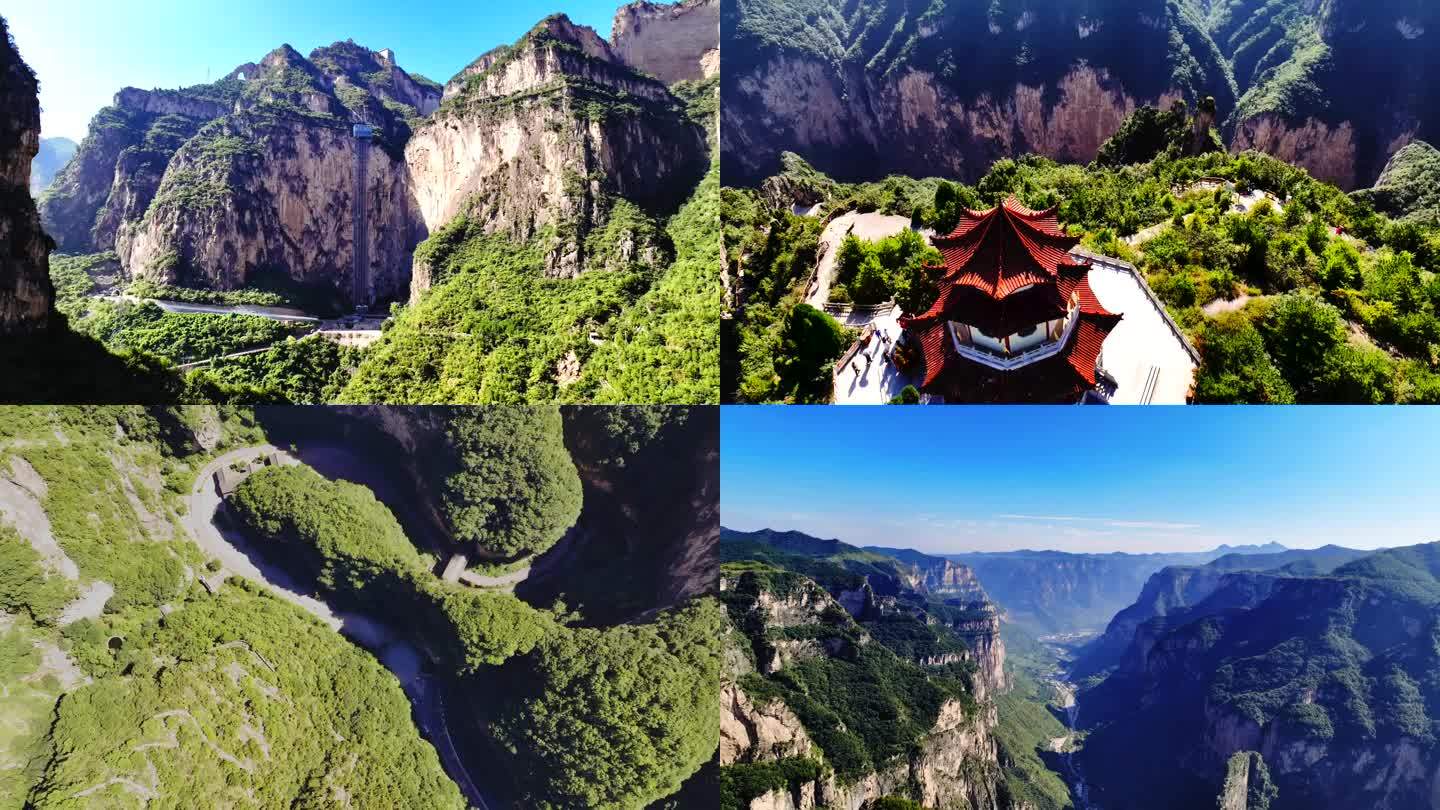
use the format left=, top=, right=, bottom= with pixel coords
left=3, top=5, right=720, bottom=405
left=1355, top=141, right=1440, bottom=227
left=724, top=0, right=1439, bottom=190
left=720, top=528, right=1079, bottom=810
left=1071, top=544, right=1370, bottom=678
left=0, top=405, right=718, bottom=808
left=1076, top=542, right=1440, bottom=810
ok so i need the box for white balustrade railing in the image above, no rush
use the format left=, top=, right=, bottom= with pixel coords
left=948, top=311, right=1079, bottom=371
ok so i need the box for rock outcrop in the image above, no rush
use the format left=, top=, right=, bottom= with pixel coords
left=946, top=603, right=1007, bottom=702
left=1079, top=545, right=1440, bottom=810
left=735, top=695, right=1004, bottom=810
left=727, top=0, right=1440, bottom=189
left=611, top=0, right=719, bottom=85
left=1217, top=752, right=1277, bottom=810
left=1, top=15, right=54, bottom=334
left=406, top=15, right=707, bottom=281
left=721, top=680, right=816, bottom=765
left=40, top=39, right=440, bottom=307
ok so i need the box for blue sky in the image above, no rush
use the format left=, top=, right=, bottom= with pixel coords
left=722, top=407, right=1440, bottom=555
left=6, top=0, right=627, bottom=141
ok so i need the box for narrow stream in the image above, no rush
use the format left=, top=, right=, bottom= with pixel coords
left=1041, top=634, right=1098, bottom=810
left=1059, top=688, right=1093, bottom=810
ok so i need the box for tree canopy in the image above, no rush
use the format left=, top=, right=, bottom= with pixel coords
left=492, top=598, right=722, bottom=809
left=435, top=406, right=583, bottom=559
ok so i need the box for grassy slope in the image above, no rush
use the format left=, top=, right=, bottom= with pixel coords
left=0, top=407, right=464, bottom=808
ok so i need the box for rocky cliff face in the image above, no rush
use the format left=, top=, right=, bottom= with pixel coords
left=40, top=84, right=237, bottom=253
left=721, top=680, right=817, bottom=765
left=872, top=547, right=992, bottom=601
left=1, top=15, right=54, bottom=335
left=731, top=691, right=1004, bottom=810
left=406, top=15, right=707, bottom=282
left=1222, top=0, right=1439, bottom=190
left=1079, top=546, right=1440, bottom=810
left=947, top=605, right=1007, bottom=702
left=727, top=0, right=1439, bottom=189
left=41, top=40, right=439, bottom=306
left=727, top=57, right=1184, bottom=184
left=721, top=557, right=1009, bottom=810
left=611, top=0, right=720, bottom=85
left=723, top=0, right=1231, bottom=184
left=1216, top=751, right=1277, bottom=810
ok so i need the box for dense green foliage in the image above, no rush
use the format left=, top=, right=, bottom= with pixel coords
left=70, top=301, right=300, bottom=365
left=1096, top=100, right=1221, bottom=168
left=0, top=408, right=467, bottom=808
left=721, top=182, right=829, bottom=402
left=492, top=598, right=722, bottom=809
left=342, top=163, right=717, bottom=404
left=830, top=229, right=943, bottom=311
left=720, top=758, right=824, bottom=810
left=1355, top=140, right=1440, bottom=227
left=188, top=336, right=362, bottom=403
left=739, top=644, right=973, bottom=782
left=227, top=464, right=558, bottom=670
left=35, top=585, right=466, bottom=809
left=430, top=406, right=582, bottom=559
left=728, top=145, right=1440, bottom=403
left=0, top=524, right=75, bottom=624
left=228, top=465, right=421, bottom=592
left=569, top=164, right=721, bottom=404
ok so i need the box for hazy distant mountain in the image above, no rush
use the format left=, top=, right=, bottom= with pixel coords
left=1071, top=544, right=1372, bottom=678
left=944, top=544, right=1289, bottom=635
left=29, top=136, right=76, bottom=194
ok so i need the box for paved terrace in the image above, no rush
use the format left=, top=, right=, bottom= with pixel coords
left=1073, top=247, right=1199, bottom=404
left=831, top=305, right=920, bottom=405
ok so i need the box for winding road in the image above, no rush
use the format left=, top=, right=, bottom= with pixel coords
left=180, top=445, right=495, bottom=809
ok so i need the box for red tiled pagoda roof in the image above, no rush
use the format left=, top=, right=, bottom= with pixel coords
left=902, top=197, right=1109, bottom=338
left=897, top=197, right=1125, bottom=403
left=931, top=197, right=1086, bottom=300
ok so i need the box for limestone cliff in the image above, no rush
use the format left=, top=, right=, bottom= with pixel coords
left=945, top=604, right=1007, bottom=703
left=405, top=15, right=707, bottom=282
left=728, top=58, right=1187, bottom=184
left=41, top=40, right=439, bottom=307
left=723, top=0, right=1231, bottom=184
left=721, top=680, right=816, bottom=765
left=0, top=15, right=54, bottom=334
left=1217, top=752, right=1278, bottom=810
left=611, top=0, right=720, bottom=85
left=39, top=84, right=234, bottom=253
left=727, top=0, right=1440, bottom=189
left=720, top=563, right=1007, bottom=810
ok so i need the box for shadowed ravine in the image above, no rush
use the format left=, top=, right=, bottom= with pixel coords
left=182, top=444, right=493, bottom=808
